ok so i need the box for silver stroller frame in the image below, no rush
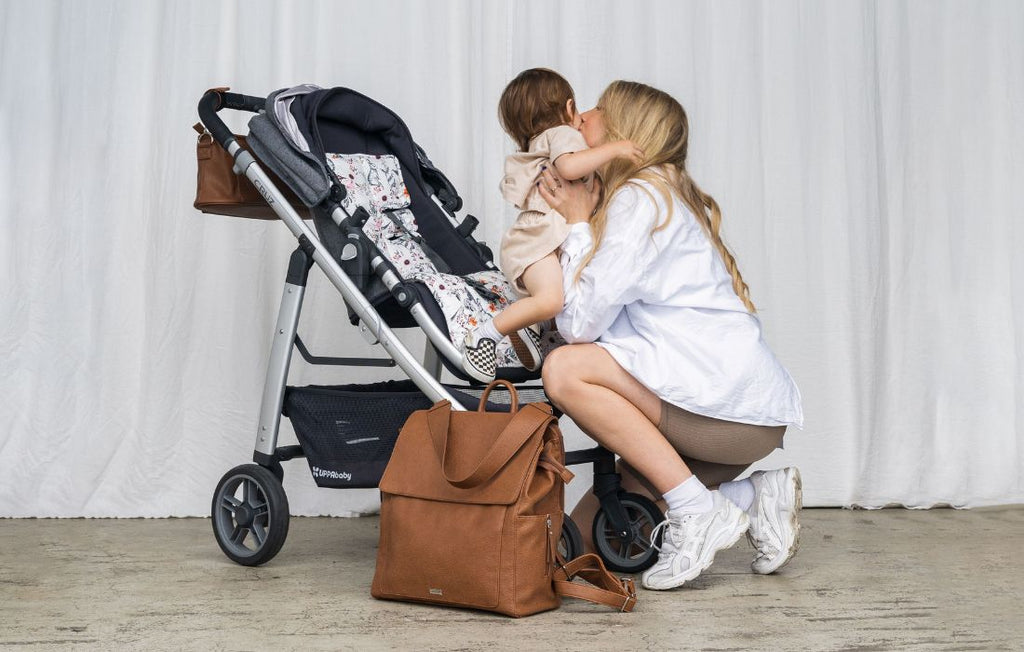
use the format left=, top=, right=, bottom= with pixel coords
left=199, top=89, right=664, bottom=573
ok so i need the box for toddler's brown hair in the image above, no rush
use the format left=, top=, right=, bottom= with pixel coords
left=498, top=68, right=576, bottom=152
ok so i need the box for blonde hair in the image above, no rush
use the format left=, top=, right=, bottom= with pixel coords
left=577, top=80, right=756, bottom=312
left=498, top=68, right=576, bottom=151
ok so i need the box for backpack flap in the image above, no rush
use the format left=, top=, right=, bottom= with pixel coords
left=378, top=401, right=553, bottom=505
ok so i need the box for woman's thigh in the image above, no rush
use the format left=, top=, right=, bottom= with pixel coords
left=659, top=401, right=785, bottom=466
left=542, top=343, right=661, bottom=425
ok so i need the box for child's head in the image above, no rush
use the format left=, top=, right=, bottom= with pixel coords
left=498, top=68, right=578, bottom=151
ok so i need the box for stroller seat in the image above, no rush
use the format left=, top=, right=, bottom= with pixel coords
left=246, top=85, right=561, bottom=383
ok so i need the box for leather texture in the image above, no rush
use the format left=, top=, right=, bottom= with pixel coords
left=193, top=123, right=306, bottom=220
left=371, top=380, right=636, bottom=616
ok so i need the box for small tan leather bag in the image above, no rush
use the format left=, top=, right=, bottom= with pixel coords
left=192, top=123, right=306, bottom=220
left=371, top=381, right=637, bottom=617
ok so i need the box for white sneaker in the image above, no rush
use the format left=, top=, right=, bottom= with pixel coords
left=747, top=467, right=802, bottom=574
left=641, top=491, right=749, bottom=590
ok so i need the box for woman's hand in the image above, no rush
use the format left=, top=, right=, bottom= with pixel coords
left=537, top=167, right=601, bottom=224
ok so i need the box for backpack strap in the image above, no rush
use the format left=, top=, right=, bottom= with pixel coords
left=538, top=454, right=575, bottom=484
left=554, top=553, right=638, bottom=612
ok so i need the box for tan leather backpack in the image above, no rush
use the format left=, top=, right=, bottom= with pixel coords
left=371, top=381, right=637, bottom=617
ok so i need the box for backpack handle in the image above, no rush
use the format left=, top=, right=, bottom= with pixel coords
left=476, top=379, right=519, bottom=414
left=426, top=402, right=551, bottom=488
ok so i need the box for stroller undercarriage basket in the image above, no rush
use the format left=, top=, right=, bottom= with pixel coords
left=285, top=381, right=433, bottom=488
left=199, top=86, right=664, bottom=574
left=285, top=380, right=511, bottom=488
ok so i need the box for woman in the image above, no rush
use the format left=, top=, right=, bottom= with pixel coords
left=537, top=81, right=804, bottom=591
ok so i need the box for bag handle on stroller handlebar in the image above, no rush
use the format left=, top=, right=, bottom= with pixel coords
left=197, top=87, right=267, bottom=151
left=476, top=380, right=519, bottom=413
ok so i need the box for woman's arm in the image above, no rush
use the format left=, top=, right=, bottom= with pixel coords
left=553, top=140, right=644, bottom=181
left=539, top=171, right=659, bottom=343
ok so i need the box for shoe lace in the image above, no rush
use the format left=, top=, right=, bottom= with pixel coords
left=649, top=514, right=696, bottom=555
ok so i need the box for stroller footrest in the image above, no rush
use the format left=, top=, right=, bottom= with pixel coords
left=295, top=335, right=396, bottom=367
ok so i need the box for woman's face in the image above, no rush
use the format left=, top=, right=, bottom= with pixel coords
left=579, top=107, right=607, bottom=148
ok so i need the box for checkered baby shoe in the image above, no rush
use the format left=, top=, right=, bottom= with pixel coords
left=508, top=324, right=543, bottom=372
left=460, top=333, right=498, bottom=383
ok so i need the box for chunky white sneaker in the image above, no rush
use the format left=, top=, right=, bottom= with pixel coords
left=641, top=491, right=750, bottom=590
left=507, top=324, right=543, bottom=371
left=747, top=467, right=802, bottom=574
left=459, top=333, right=498, bottom=383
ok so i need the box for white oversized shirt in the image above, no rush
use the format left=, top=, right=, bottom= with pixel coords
left=557, top=179, right=803, bottom=427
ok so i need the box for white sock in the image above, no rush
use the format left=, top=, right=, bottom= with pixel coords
left=468, top=318, right=502, bottom=346
left=719, top=478, right=755, bottom=513
left=663, top=475, right=714, bottom=516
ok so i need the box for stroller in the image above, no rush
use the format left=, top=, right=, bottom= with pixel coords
left=196, top=86, right=664, bottom=573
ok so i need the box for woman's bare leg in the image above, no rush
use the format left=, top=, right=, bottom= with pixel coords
left=493, top=253, right=563, bottom=335
left=542, top=343, right=690, bottom=493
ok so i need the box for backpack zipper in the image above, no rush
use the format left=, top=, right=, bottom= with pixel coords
left=545, top=515, right=553, bottom=577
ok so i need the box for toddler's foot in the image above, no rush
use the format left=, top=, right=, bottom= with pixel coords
left=460, top=331, right=498, bottom=383
left=508, top=324, right=543, bottom=371
left=747, top=467, right=802, bottom=574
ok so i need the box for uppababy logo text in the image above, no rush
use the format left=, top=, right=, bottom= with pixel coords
left=312, top=466, right=352, bottom=482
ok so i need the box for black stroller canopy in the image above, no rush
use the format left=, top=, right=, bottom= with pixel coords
left=251, top=86, right=487, bottom=276
left=297, top=89, right=427, bottom=193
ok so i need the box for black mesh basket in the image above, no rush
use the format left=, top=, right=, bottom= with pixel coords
left=283, top=380, right=431, bottom=488
left=283, top=380, right=513, bottom=488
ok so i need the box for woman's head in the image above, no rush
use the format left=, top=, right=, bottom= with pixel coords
left=498, top=68, right=579, bottom=151
left=579, top=80, right=756, bottom=312
left=584, top=80, right=689, bottom=189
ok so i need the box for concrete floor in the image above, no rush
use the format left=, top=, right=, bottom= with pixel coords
left=1, top=508, right=1022, bottom=651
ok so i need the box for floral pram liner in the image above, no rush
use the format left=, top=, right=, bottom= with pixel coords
left=326, top=153, right=562, bottom=369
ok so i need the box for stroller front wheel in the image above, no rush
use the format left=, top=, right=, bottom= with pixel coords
left=212, top=464, right=290, bottom=566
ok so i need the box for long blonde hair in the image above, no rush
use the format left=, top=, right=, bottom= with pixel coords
left=578, top=81, right=755, bottom=313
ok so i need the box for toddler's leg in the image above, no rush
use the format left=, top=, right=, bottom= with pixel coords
left=493, top=253, right=564, bottom=335
left=459, top=253, right=563, bottom=381
left=497, top=254, right=562, bottom=371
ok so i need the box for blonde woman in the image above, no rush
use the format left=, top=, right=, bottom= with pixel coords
left=538, top=81, right=804, bottom=590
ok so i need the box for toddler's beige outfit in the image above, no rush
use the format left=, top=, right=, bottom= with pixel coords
left=498, top=124, right=588, bottom=295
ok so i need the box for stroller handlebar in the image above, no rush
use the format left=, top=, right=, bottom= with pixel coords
left=197, top=89, right=266, bottom=149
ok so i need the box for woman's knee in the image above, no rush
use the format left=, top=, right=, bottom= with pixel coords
left=541, top=346, right=578, bottom=404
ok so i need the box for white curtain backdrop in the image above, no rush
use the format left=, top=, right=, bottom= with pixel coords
left=1, top=0, right=1021, bottom=517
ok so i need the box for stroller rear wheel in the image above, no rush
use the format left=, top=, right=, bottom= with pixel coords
left=592, top=492, right=663, bottom=573
left=212, top=464, right=290, bottom=566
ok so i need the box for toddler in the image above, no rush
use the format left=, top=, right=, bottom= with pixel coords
left=460, top=68, right=643, bottom=382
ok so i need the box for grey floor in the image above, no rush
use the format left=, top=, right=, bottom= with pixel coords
left=2, top=508, right=1022, bottom=651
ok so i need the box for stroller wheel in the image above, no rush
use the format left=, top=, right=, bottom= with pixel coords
left=558, top=514, right=584, bottom=562
left=211, top=464, right=290, bottom=566
left=592, top=492, right=663, bottom=573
